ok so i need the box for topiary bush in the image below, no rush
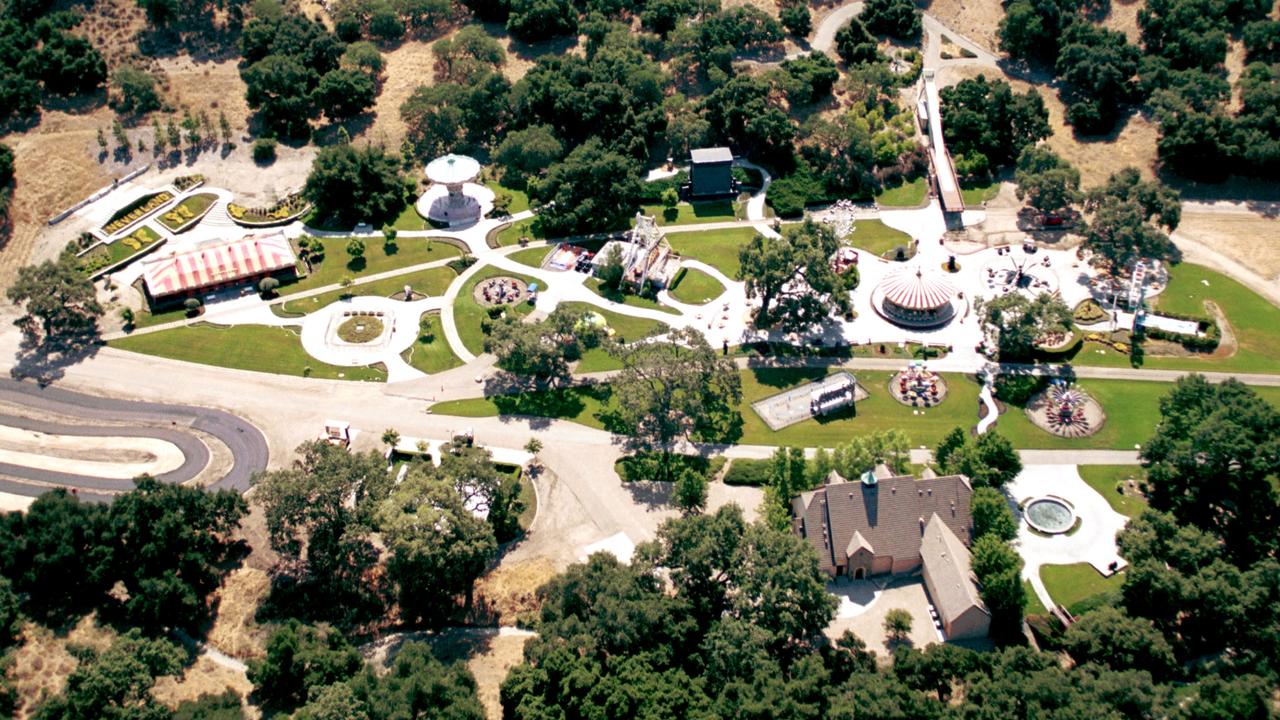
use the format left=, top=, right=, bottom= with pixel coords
left=252, top=138, right=277, bottom=164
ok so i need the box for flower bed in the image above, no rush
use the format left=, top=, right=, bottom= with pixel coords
left=102, top=191, right=174, bottom=235
left=228, top=193, right=311, bottom=227
left=1073, top=298, right=1108, bottom=325
left=157, top=192, right=218, bottom=233
left=78, top=226, right=164, bottom=276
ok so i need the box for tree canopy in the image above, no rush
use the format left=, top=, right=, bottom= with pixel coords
left=979, top=292, right=1073, bottom=360
left=303, top=143, right=411, bottom=227
left=7, top=254, right=103, bottom=346
left=1082, top=168, right=1181, bottom=272
left=738, top=220, right=854, bottom=334
left=940, top=75, right=1051, bottom=171
left=529, top=138, right=642, bottom=236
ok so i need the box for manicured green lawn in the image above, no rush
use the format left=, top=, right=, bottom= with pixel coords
left=433, top=369, right=984, bottom=448
left=875, top=177, right=928, bottom=207
left=485, top=181, right=530, bottom=214
left=274, top=266, right=457, bottom=317
left=282, top=236, right=461, bottom=297
left=998, top=378, right=1280, bottom=449
left=129, top=302, right=188, bottom=330
left=640, top=200, right=740, bottom=226
left=401, top=311, right=463, bottom=375
left=391, top=203, right=427, bottom=231
left=495, top=217, right=541, bottom=247
left=668, top=267, right=726, bottom=305
left=110, top=323, right=386, bottom=381
left=517, top=469, right=537, bottom=530
left=1040, top=563, right=1125, bottom=615
left=454, top=267, right=543, bottom=356
left=960, top=179, right=999, bottom=206
left=848, top=219, right=913, bottom=257
left=1023, top=581, right=1049, bottom=616
left=665, top=227, right=760, bottom=278
left=1078, top=465, right=1149, bottom=518
left=561, top=302, right=669, bottom=373
left=508, top=246, right=550, bottom=268
left=583, top=277, right=680, bottom=315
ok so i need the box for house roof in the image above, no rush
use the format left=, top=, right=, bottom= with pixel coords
left=690, top=147, right=733, bottom=164
left=142, top=231, right=296, bottom=298
left=921, top=514, right=989, bottom=624
left=794, top=470, right=973, bottom=575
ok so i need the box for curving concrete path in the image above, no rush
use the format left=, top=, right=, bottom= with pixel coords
left=0, top=378, right=268, bottom=501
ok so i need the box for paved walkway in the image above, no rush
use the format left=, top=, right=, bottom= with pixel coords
left=1006, top=464, right=1130, bottom=611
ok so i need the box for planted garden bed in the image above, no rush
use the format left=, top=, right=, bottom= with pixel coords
left=228, top=193, right=311, bottom=227
left=102, top=191, right=174, bottom=235
left=157, top=193, right=218, bottom=233
left=78, top=226, right=164, bottom=276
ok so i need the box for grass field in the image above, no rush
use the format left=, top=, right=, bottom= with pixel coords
left=875, top=177, right=928, bottom=207
left=640, top=200, right=740, bottom=226
left=454, top=267, right=543, bottom=356
left=391, top=203, right=427, bottom=231
left=1070, top=264, right=1280, bottom=374
left=433, top=368, right=984, bottom=447
left=110, top=323, right=387, bottom=381
left=1078, top=466, right=1149, bottom=517
left=495, top=217, right=541, bottom=247
left=561, top=302, right=669, bottom=373
left=508, top=246, right=550, bottom=268
left=485, top=181, right=530, bottom=214
left=274, top=266, right=457, bottom=317
left=668, top=267, right=726, bottom=305
left=583, top=277, right=681, bottom=315
left=665, top=227, right=760, bottom=278
left=960, top=180, right=1000, bottom=206
left=849, top=219, right=913, bottom=257
left=284, top=236, right=461, bottom=297
left=994, top=377, right=1280, bottom=449
left=400, top=312, right=463, bottom=375
left=1040, top=563, right=1125, bottom=615
left=1023, top=581, right=1049, bottom=616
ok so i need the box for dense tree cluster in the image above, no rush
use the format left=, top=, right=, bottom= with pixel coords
left=250, top=623, right=483, bottom=718
left=240, top=3, right=382, bottom=136
left=1081, top=167, right=1180, bottom=272
left=0, top=11, right=106, bottom=122
left=303, top=142, right=412, bottom=227
left=979, top=291, right=1073, bottom=359
left=738, top=221, right=856, bottom=333
left=605, top=328, right=742, bottom=481
left=859, top=0, right=922, bottom=41
left=33, top=630, right=187, bottom=720
left=934, top=427, right=1023, bottom=489
left=1014, top=145, right=1082, bottom=215
left=940, top=75, right=1050, bottom=175
left=253, top=439, right=519, bottom=631
left=485, top=305, right=606, bottom=382
left=0, top=479, right=247, bottom=634
left=330, top=0, right=452, bottom=43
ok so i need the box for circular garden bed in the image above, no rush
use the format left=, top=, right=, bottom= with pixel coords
left=337, top=315, right=385, bottom=344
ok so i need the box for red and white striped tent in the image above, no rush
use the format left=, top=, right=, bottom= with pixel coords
left=142, top=231, right=297, bottom=300
left=879, top=266, right=956, bottom=311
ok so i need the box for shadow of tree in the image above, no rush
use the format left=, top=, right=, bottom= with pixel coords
left=10, top=329, right=102, bottom=386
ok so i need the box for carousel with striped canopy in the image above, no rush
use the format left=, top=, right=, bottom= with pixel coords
left=872, top=265, right=958, bottom=328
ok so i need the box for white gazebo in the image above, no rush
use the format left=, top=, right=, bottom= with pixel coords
left=416, top=153, right=495, bottom=226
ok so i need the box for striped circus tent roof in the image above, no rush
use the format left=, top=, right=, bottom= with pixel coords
left=142, top=231, right=296, bottom=298
left=878, top=266, right=956, bottom=311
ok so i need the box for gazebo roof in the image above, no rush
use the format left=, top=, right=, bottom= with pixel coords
left=425, top=153, right=480, bottom=184
left=878, top=266, right=956, bottom=311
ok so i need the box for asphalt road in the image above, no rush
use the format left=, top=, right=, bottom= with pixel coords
left=0, top=378, right=268, bottom=500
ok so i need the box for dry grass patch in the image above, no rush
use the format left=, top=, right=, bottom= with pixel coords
left=1101, top=0, right=1143, bottom=43
left=473, top=558, right=557, bottom=624
left=921, top=0, right=1004, bottom=52
left=206, top=567, right=273, bottom=660
left=1175, top=210, right=1280, bottom=281
left=9, top=616, right=115, bottom=720
left=157, top=56, right=252, bottom=134
left=724, top=0, right=781, bottom=17
left=151, top=656, right=256, bottom=718
left=363, top=40, right=438, bottom=147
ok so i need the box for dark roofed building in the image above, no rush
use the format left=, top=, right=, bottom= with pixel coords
left=792, top=464, right=988, bottom=640
left=689, top=147, right=734, bottom=198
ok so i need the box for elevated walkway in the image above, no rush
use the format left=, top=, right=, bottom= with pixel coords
left=920, top=71, right=965, bottom=214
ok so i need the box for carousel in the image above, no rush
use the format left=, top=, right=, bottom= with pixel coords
left=872, top=265, right=959, bottom=328
left=416, top=153, right=495, bottom=226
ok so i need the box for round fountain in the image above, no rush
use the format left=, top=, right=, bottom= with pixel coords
left=1024, top=496, right=1076, bottom=534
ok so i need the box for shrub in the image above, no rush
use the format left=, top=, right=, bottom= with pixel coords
left=252, top=138, right=277, bottom=163
left=993, top=374, right=1047, bottom=405
left=614, top=453, right=725, bottom=483
left=1073, top=298, right=1108, bottom=324
left=183, top=297, right=202, bottom=315
left=723, top=458, right=772, bottom=486
left=259, top=277, right=280, bottom=296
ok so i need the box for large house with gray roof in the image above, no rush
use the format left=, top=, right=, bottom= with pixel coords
left=791, top=464, right=990, bottom=640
